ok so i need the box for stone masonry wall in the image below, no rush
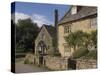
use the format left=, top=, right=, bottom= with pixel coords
left=76, top=59, right=97, bottom=69
left=24, top=54, right=68, bottom=70
left=24, top=54, right=97, bottom=70
left=44, top=56, right=68, bottom=70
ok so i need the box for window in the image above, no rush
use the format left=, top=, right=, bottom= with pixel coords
left=90, top=17, right=97, bottom=28
left=64, top=24, right=71, bottom=34
left=71, top=6, right=77, bottom=15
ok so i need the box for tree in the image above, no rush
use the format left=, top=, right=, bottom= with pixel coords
left=16, top=18, right=40, bottom=52
left=90, top=30, right=97, bottom=48
left=82, top=32, right=91, bottom=49
left=65, top=30, right=97, bottom=52
left=65, top=30, right=97, bottom=59
left=65, top=32, right=77, bottom=51
left=65, top=31, right=85, bottom=51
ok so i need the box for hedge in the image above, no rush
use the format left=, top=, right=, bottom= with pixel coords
left=72, top=47, right=89, bottom=59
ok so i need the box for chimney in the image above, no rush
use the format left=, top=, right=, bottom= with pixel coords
left=54, top=9, right=58, bottom=29
left=54, top=9, right=59, bottom=54
left=54, top=9, right=58, bottom=41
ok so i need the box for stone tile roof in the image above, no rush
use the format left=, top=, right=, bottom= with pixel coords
left=44, top=25, right=56, bottom=38
left=58, top=6, right=97, bottom=25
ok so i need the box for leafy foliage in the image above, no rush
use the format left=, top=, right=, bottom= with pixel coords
left=90, top=30, right=97, bottom=48
left=72, top=47, right=89, bottom=59
left=65, top=30, right=97, bottom=51
left=24, top=58, right=32, bottom=64
left=64, top=31, right=85, bottom=51
left=15, top=18, right=40, bottom=52
left=64, top=30, right=97, bottom=59
left=83, top=50, right=97, bottom=59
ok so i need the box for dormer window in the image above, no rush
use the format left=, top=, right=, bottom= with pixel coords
left=71, top=6, right=77, bottom=15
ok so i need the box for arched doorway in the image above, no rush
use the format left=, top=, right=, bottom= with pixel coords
left=37, top=41, right=47, bottom=66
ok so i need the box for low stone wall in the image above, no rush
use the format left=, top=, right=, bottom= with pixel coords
left=24, top=54, right=68, bottom=70
left=24, top=53, right=97, bottom=70
left=44, top=56, right=68, bottom=70
left=76, top=59, right=97, bottom=69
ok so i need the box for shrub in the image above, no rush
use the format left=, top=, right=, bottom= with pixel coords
left=84, top=50, right=97, bottom=59
left=24, top=58, right=32, bottom=64
left=72, top=47, right=89, bottom=59
left=24, top=58, right=29, bottom=64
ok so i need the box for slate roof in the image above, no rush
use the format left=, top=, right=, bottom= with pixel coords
left=43, top=25, right=56, bottom=38
left=58, top=6, right=97, bottom=25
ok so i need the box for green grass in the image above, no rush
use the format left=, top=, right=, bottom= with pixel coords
left=16, top=48, right=26, bottom=58
left=16, top=48, right=33, bottom=58
left=16, top=48, right=33, bottom=53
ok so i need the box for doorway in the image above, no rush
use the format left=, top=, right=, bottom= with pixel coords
left=68, top=58, right=76, bottom=70
left=38, top=41, right=46, bottom=66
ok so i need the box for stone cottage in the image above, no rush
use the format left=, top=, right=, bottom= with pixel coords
left=58, top=6, right=97, bottom=57
left=33, top=5, right=97, bottom=69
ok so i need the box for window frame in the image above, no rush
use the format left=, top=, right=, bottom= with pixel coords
left=64, top=24, right=71, bottom=34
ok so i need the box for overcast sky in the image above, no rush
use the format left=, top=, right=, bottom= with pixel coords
left=11, top=2, right=70, bottom=27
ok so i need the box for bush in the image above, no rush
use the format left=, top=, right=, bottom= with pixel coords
left=24, top=58, right=32, bottom=64
left=24, top=58, right=29, bottom=64
left=72, top=47, right=89, bottom=59
left=84, top=50, right=97, bottom=59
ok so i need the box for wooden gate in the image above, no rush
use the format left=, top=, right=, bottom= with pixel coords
left=68, top=58, right=76, bottom=70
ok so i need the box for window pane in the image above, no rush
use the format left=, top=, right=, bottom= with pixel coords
left=64, top=24, right=71, bottom=33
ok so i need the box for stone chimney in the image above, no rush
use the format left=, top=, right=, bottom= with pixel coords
left=54, top=9, right=59, bottom=54
left=54, top=9, right=58, bottom=29
left=54, top=9, right=58, bottom=44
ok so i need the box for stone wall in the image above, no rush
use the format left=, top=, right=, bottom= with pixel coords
left=24, top=54, right=68, bottom=70
left=24, top=54, right=97, bottom=70
left=44, top=56, right=68, bottom=70
left=76, top=59, right=97, bottom=69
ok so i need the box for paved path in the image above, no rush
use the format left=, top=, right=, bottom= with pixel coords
left=15, top=61, right=50, bottom=73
